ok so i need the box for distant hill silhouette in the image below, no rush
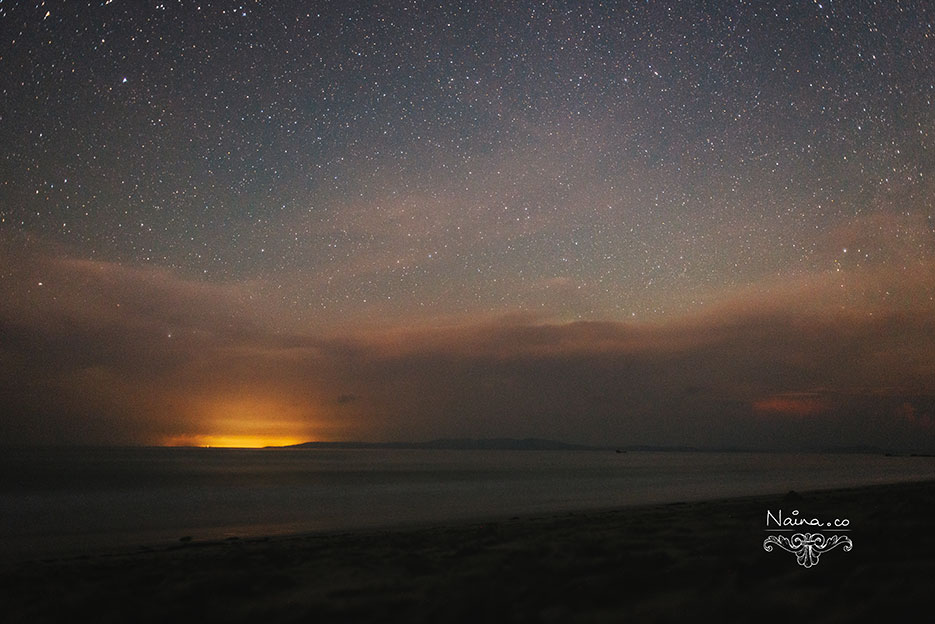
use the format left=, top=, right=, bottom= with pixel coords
left=276, top=438, right=600, bottom=451
left=270, top=440, right=902, bottom=454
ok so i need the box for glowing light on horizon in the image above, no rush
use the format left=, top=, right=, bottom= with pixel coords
left=161, top=434, right=307, bottom=448
left=161, top=396, right=319, bottom=448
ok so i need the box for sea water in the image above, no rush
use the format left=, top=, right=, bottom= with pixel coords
left=1, top=447, right=932, bottom=561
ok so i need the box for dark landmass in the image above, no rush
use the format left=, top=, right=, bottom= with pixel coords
left=813, top=444, right=890, bottom=454
left=275, top=438, right=912, bottom=455
left=2, top=480, right=933, bottom=623
left=614, top=444, right=703, bottom=453
left=277, top=437, right=601, bottom=451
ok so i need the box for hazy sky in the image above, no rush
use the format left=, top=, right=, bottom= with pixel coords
left=1, top=1, right=933, bottom=449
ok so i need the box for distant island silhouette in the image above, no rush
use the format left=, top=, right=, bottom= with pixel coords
left=273, top=438, right=601, bottom=451
left=267, top=439, right=897, bottom=454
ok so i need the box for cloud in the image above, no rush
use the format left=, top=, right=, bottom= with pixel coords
left=753, top=393, right=831, bottom=418
left=2, top=230, right=935, bottom=451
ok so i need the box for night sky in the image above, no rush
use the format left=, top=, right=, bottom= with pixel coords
left=1, top=0, right=934, bottom=450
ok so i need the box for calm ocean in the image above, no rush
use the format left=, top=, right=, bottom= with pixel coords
left=1, top=447, right=933, bottom=561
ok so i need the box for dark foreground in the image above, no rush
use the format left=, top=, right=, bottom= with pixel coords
left=2, top=480, right=934, bottom=623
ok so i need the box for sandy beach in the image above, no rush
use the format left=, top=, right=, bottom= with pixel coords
left=1, top=479, right=933, bottom=623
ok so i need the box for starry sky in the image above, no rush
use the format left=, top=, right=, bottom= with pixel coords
left=1, top=0, right=934, bottom=449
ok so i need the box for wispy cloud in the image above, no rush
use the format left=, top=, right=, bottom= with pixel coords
left=2, top=229, right=934, bottom=450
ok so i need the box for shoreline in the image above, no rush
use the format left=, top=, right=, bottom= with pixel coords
left=3, top=446, right=934, bottom=566
left=3, top=479, right=934, bottom=622
left=4, top=474, right=935, bottom=566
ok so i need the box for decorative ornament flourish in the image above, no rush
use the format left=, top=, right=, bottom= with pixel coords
left=763, top=533, right=853, bottom=568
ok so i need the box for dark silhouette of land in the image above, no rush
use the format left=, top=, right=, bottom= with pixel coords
left=275, top=438, right=903, bottom=454
left=278, top=437, right=600, bottom=450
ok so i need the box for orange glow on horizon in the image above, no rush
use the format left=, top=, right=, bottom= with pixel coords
left=161, top=396, right=320, bottom=448
left=161, top=433, right=307, bottom=448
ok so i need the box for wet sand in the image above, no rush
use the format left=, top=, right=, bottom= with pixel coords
left=2, top=479, right=933, bottom=623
